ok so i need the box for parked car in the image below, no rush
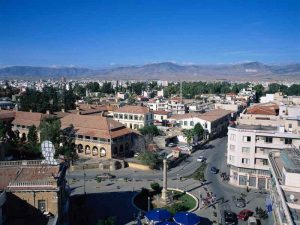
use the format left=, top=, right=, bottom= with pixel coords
left=248, top=216, right=257, bottom=225
left=237, top=209, right=254, bottom=220
left=134, top=152, right=140, bottom=157
left=224, top=210, right=238, bottom=225
left=197, top=156, right=207, bottom=162
left=159, top=152, right=168, bottom=158
left=234, top=197, right=246, bottom=208
left=168, top=143, right=176, bottom=147
left=210, top=166, right=218, bottom=174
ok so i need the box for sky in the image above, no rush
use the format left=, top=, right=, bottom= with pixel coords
left=0, top=0, right=299, bottom=67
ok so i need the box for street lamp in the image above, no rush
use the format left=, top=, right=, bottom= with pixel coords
left=83, top=164, right=86, bottom=196
left=177, top=174, right=179, bottom=190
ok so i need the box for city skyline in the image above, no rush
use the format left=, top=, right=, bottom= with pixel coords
left=1, top=0, right=300, bottom=66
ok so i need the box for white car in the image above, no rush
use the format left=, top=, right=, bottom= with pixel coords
left=197, top=156, right=207, bottom=162
left=168, top=143, right=176, bottom=147
left=134, top=152, right=140, bottom=157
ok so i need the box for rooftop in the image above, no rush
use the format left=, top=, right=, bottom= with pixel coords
left=170, top=109, right=232, bottom=122
left=281, top=149, right=300, bottom=173
left=114, top=105, right=150, bottom=114
left=234, top=124, right=278, bottom=131
left=245, top=102, right=279, bottom=116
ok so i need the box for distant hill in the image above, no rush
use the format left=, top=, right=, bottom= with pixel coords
left=1, top=62, right=300, bottom=80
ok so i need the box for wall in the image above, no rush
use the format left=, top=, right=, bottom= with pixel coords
left=127, top=162, right=150, bottom=171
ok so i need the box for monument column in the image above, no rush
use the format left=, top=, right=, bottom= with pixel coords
left=161, top=159, right=169, bottom=202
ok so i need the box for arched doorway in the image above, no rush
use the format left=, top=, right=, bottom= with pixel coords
left=100, top=147, right=106, bottom=157
left=92, top=147, right=98, bottom=156
left=77, top=144, right=83, bottom=153
left=85, top=145, right=91, bottom=154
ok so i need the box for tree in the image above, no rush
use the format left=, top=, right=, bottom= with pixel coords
left=27, top=125, right=38, bottom=145
left=0, top=121, right=6, bottom=141
left=183, top=129, right=194, bottom=145
left=139, top=125, right=160, bottom=136
left=193, top=123, right=204, bottom=140
left=150, top=182, right=161, bottom=193
left=138, top=151, right=162, bottom=169
left=39, top=117, right=61, bottom=148
left=97, top=216, right=116, bottom=225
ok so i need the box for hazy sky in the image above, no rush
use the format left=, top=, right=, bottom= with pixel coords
left=0, top=0, right=299, bottom=66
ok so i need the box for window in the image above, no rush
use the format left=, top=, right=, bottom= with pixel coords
left=265, top=137, right=273, bottom=143
left=190, top=121, right=194, bottom=126
left=119, top=114, right=123, bottom=119
left=92, top=137, right=98, bottom=141
left=78, top=135, right=83, bottom=139
left=239, top=175, right=247, bottom=185
left=229, top=155, right=235, bottom=162
left=289, top=123, right=292, bottom=128
left=134, top=115, right=138, bottom=120
left=242, top=147, right=250, bottom=154
left=124, top=114, right=128, bottom=119
left=229, top=144, right=235, bottom=151
left=184, top=121, right=187, bottom=126
left=129, top=115, right=133, bottom=120
left=241, top=158, right=250, bottom=165
left=85, top=136, right=90, bottom=140
left=114, top=113, right=118, bottom=118
left=285, top=138, right=292, bottom=145
left=134, top=124, right=138, bottom=129
left=180, top=121, right=183, bottom=125
left=38, top=200, right=46, bottom=211
left=243, top=136, right=251, bottom=142
left=230, top=134, right=236, bottom=141
left=249, top=177, right=256, bottom=187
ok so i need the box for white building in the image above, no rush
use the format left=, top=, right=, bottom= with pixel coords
left=268, top=149, right=300, bottom=225
left=227, top=103, right=300, bottom=190
left=169, top=109, right=232, bottom=138
left=113, top=105, right=153, bottom=130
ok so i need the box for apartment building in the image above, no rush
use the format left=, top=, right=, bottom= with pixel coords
left=227, top=103, right=300, bottom=190
left=167, top=98, right=186, bottom=115
left=169, top=109, right=232, bottom=138
left=268, top=149, right=300, bottom=225
left=113, top=105, right=153, bottom=130
left=61, top=114, right=135, bottom=159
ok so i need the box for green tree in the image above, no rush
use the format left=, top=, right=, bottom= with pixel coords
left=183, top=129, right=194, bottom=145
left=97, top=216, right=116, bottom=225
left=27, top=125, right=38, bottom=145
left=150, top=182, right=161, bottom=193
left=86, top=82, right=101, bottom=92
left=39, top=117, right=61, bottom=148
left=193, top=123, right=204, bottom=140
left=138, top=151, right=162, bottom=169
left=0, top=121, right=6, bottom=140
left=139, top=125, right=160, bottom=136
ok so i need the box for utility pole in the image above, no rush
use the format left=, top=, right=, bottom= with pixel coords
left=180, top=80, right=183, bottom=104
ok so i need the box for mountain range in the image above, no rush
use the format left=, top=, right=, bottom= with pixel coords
left=1, top=62, right=300, bottom=80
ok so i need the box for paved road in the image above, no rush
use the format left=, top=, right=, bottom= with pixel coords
left=68, top=135, right=273, bottom=225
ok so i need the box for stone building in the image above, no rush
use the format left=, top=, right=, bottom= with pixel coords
left=60, top=114, right=137, bottom=159
left=0, top=160, right=68, bottom=225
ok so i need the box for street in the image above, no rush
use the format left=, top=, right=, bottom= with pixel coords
left=68, top=136, right=273, bottom=225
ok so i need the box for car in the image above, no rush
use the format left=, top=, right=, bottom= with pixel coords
left=168, top=143, right=176, bottom=147
left=159, top=152, right=168, bottom=158
left=224, top=210, right=238, bottom=225
left=234, top=197, right=246, bottom=208
left=134, top=152, right=140, bottom=157
left=237, top=209, right=254, bottom=220
left=197, top=156, right=207, bottom=162
left=248, top=216, right=257, bottom=225
left=210, top=166, right=218, bottom=174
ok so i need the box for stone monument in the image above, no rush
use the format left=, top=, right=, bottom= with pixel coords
left=160, top=159, right=172, bottom=204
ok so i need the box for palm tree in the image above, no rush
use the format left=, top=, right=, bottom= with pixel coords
left=183, top=129, right=194, bottom=145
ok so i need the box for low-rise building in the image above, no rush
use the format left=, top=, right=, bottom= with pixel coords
left=268, top=149, right=300, bottom=225
left=0, top=160, right=68, bottom=225
left=169, top=109, right=232, bottom=138
left=61, top=114, right=136, bottom=159
left=113, top=105, right=153, bottom=130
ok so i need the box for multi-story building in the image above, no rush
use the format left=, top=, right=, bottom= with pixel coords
left=167, top=98, right=186, bottom=115
left=153, top=110, right=171, bottom=126
left=227, top=103, right=300, bottom=190
left=169, top=109, right=232, bottom=138
left=268, top=148, right=300, bottom=225
left=61, top=114, right=136, bottom=159
left=113, top=105, right=153, bottom=130
left=0, top=160, right=68, bottom=224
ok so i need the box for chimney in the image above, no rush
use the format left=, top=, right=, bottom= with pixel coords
left=76, top=106, right=79, bottom=111
left=61, top=108, right=65, bottom=113
left=30, top=109, right=32, bottom=113
left=46, top=110, right=50, bottom=115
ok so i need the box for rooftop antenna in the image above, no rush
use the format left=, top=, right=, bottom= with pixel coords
left=41, top=140, right=58, bottom=165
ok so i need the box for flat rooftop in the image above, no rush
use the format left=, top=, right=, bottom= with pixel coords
left=281, top=149, right=300, bottom=173
left=235, top=124, right=278, bottom=131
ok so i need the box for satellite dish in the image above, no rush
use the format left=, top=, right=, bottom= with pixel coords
left=41, top=140, right=58, bottom=165
left=290, top=194, right=295, bottom=202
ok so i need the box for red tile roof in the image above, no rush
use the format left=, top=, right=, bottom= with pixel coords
left=114, top=105, right=150, bottom=114
left=246, top=102, right=279, bottom=115
left=12, top=111, right=49, bottom=127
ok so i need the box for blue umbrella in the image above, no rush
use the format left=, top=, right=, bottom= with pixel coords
left=145, top=209, right=171, bottom=222
left=156, top=222, right=179, bottom=225
left=173, top=212, right=201, bottom=225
